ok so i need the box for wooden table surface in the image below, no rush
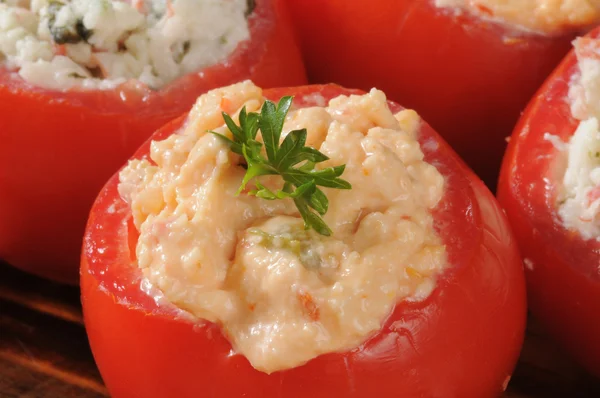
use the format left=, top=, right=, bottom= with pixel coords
left=1, top=261, right=599, bottom=398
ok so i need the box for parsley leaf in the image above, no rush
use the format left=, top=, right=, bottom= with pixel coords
left=210, top=96, right=351, bottom=236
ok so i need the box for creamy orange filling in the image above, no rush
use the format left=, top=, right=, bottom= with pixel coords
left=118, top=81, right=448, bottom=373
left=435, top=0, right=600, bottom=34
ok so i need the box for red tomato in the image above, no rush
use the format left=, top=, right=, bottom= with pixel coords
left=497, top=28, right=600, bottom=377
left=0, top=0, right=306, bottom=284
left=285, top=0, right=586, bottom=186
left=81, top=84, right=526, bottom=397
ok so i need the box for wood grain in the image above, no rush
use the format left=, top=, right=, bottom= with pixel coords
left=0, top=261, right=598, bottom=397
left=0, top=263, right=107, bottom=398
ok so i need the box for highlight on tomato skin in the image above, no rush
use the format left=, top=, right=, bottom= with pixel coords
left=497, top=26, right=600, bottom=378
left=285, top=0, right=598, bottom=187
left=81, top=83, right=527, bottom=398
left=0, top=0, right=306, bottom=285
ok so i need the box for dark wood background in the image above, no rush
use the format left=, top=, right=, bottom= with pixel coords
left=1, top=261, right=599, bottom=398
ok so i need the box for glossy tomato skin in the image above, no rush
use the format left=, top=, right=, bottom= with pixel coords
left=0, top=0, right=306, bottom=284
left=497, top=28, right=600, bottom=377
left=81, top=84, right=526, bottom=397
left=285, top=0, right=583, bottom=187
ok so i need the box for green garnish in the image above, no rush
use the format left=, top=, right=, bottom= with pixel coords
left=211, top=97, right=351, bottom=236
left=48, top=1, right=93, bottom=45
left=67, top=72, right=86, bottom=79
left=174, top=41, right=191, bottom=63
left=249, top=228, right=322, bottom=269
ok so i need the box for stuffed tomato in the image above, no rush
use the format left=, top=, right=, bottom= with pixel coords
left=0, top=0, right=306, bottom=284
left=498, top=27, right=600, bottom=377
left=81, top=82, right=526, bottom=397
left=286, top=0, right=600, bottom=186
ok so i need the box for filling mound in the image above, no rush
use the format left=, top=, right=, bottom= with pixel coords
left=558, top=37, right=600, bottom=240
left=118, top=81, right=448, bottom=373
left=0, top=0, right=251, bottom=90
left=435, top=0, right=600, bottom=35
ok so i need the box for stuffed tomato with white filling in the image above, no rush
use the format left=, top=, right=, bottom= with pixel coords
left=81, top=81, right=526, bottom=397
left=498, top=26, right=600, bottom=378
left=286, top=0, right=600, bottom=187
left=0, top=0, right=306, bottom=284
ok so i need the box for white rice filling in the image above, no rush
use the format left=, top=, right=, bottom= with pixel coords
left=558, top=37, right=600, bottom=240
left=558, top=119, right=600, bottom=240
left=0, top=0, right=251, bottom=90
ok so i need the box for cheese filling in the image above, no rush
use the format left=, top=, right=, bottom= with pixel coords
left=557, top=38, right=600, bottom=240
left=434, top=0, right=600, bottom=35
left=118, top=81, right=447, bottom=373
left=0, top=0, right=251, bottom=90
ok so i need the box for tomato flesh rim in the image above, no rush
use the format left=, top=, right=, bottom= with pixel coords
left=497, top=26, right=600, bottom=377
left=500, top=31, right=600, bottom=280
left=82, top=85, right=526, bottom=396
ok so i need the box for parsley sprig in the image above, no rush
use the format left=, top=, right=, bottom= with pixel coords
left=211, top=96, right=351, bottom=236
